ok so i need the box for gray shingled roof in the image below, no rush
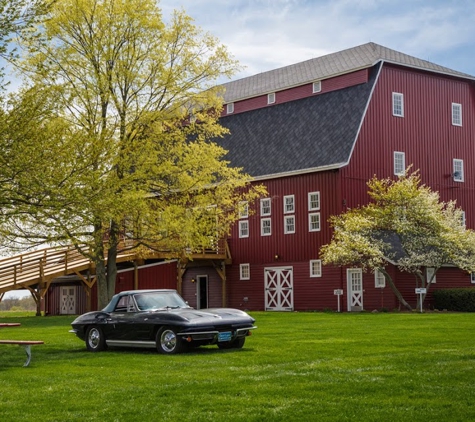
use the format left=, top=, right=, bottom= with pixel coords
left=222, top=42, right=475, bottom=103
left=217, top=65, right=379, bottom=178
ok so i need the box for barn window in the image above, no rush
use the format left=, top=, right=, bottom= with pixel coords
left=309, top=213, right=321, bottom=232
left=310, top=260, right=322, bottom=277
left=283, top=195, right=295, bottom=214
left=260, top=198, right=271, bottom=216
left=460, top=210, right=466, bottom=228
left=471, top=272, right=475, bottom=284
left=308, top=192, right=320, bottom=211
left=239, top=201, right=249, bottom=218
left=261, top=218, right=271, bottom=236
left=375, top=269, right=386, bottom=288
left=226, top=103, right=234, bottom=114
left=394, top=151, right=405, bottom=176
left=392, top=92, right=404, bottom=117
left=452, top=103, right=462, bottom=126
left=239, top=220, right=249, bottom=238
left=284, top=215, right=295, bottom=234
left=426, top=267, right=436, bottom=284
left=268, top=92, right=275, bottom=104
left=312, top=81, right=322, bottom=93
left=240, top=264, right=250, bottom=280
left=453, top=159, right=464, bottom=182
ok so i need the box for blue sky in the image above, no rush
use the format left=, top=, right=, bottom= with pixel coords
left=159, top=0, right=475, bottom=79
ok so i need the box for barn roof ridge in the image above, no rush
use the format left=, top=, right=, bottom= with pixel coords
left=222, top=42, right=475, bottom=103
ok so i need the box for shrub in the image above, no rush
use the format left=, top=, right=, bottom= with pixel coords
left=432, top=288, right=475, bottom=312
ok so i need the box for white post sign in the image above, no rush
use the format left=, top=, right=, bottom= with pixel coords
left=415, top=288, right=427, bottom=313
left=334, top=289, right=343, bottom=312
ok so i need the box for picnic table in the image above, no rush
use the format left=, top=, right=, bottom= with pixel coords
left=0, top=322, right=44, bottom=366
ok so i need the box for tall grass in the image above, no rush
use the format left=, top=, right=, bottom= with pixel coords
left=1, top=311, right=474, bottom=421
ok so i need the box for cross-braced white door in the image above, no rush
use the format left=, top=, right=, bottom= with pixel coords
left=265, top=267, right=294, bottom=311
left=347, top=269, right=363, bottom=311
left=60, top=287, right=76, bottom=314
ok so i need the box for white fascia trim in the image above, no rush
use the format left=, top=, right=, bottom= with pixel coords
left=117, top=259, right=178, bottom=274
left=251, top=162, right=347, bottom=182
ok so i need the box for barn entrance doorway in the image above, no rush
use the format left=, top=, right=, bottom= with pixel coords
left=264, top=267, right=294, bottom=311
left=197, top=275, right=208, bottom=309
left=60, top=286, right=76, bottom=314
left=347, top=269, right=363, bottom=311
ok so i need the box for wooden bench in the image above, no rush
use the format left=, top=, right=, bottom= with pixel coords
left=0, top=340, right=44, bottom=366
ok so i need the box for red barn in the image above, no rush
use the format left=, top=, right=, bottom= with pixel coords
left=32, top=42, right=475, bottom=314
left=200, top=42, right=475, bottom=312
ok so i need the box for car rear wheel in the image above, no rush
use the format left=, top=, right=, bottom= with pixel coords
left=86, top=325, right=107, bottom=352
left=156, top=327, right=185, bottom=354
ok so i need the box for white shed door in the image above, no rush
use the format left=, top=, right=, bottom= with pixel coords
left=265, top=267, right=294, bottom=311
left=347, top=269, right=363, bottom=312
left=60, top=287, right=76, bottom=314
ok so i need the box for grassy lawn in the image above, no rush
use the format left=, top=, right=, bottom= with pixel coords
left=1, top=311, right=474, bottom=421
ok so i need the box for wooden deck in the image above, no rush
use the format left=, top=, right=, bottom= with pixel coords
left=0, top=241, right=230, bottom=296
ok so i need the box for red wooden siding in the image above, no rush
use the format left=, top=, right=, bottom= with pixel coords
left=342, top=64, right=475, bottom=226
left=223, top=69, right=369, bottom=116
left=229, top=171, right=341, bottom=265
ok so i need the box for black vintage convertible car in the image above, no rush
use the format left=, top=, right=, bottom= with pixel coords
left=70, top=289, right=256, bottom=354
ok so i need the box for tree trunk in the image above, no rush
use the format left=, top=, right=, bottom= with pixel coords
left=379, top=268, right=413, bottom=311
left=106, top=220, right=119, bottom=301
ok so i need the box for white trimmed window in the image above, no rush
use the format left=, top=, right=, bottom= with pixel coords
left=284, top=195, right=295, bottom=214
left=261, top=218, right=271, bottom=236
left=284, top=215, right=295, bottom=234
left=239, top=220, right=249, bottom=238
left=392, top=92, right=404, bottom=117
left=426, top=267, right=436, bottom=284
left=310, top=260, right=322, bottom=277
left=240, top=263, right=250, bottom=280
left=461, top=210, right=466, bottom=228
left=375, top=269, right=386, bottom=288
left=239, top=201, right=249, bottom=218
left=471, top=272, right=475, bottom=284
left=308, top=191, right=320, bottom=211
left=452, top=103, right=462, bottom=126
left=268, top=93, right=275, bottom=104
left=309, top=213, right=321, bottom=232
left=260, top=198, right=271, bottom=216
left=453, top=159, right=464, bottom=182
left=226, top=103, right=234, bottom=114
left=312, top=81, right=322, bottom=93
left=394, top=151, right=405, bottom=176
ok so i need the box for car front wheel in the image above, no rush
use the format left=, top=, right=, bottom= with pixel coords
left=156, top=327, right=185, bottom=354
left=218, top=337, right=246, bottom=349
left=86, top=325, right=107, bottom=352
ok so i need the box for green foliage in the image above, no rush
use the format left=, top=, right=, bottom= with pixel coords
left=433, top=288, right=475, bottom=312
left=1, top=312, right=475, bottom=421
left=1, top=0, right=265, bottom=307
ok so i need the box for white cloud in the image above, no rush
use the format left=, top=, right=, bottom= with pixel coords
left=159, top=0, right=475, bottom=78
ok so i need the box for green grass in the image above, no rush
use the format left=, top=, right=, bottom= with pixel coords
left=1, top=311, right=475, bottom=421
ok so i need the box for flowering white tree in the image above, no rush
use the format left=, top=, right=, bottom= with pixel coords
left=320, top=172, right=475, bottom=311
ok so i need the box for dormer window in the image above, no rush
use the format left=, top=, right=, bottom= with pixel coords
left=267, top=93, right=275, bottom=104
left=312, top=81, right=322, bottom=93
left=226, top=103, right=234, bottom=114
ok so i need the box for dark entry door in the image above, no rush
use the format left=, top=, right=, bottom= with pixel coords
left=197, top=275, right=208, bottom=309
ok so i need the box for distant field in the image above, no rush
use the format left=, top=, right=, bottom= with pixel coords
left=1, top=311, right=474, bottom=421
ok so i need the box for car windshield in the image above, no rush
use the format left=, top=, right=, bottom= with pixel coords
left=133, top=292, right=189, bottom=311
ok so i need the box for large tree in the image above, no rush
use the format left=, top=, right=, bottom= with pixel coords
left=320, top=172, right=475, bottom=311
left=3, top=0, right=264, bottom=308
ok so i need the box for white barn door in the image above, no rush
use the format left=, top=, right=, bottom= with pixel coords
left=265, top=267, right=294, bottom=311
left=347, top=269, right=363, bottom=312
left=60, top=286, right=76, bottom=314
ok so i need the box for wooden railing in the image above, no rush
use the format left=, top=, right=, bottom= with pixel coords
left=0, top=239, right=230, bottom=295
